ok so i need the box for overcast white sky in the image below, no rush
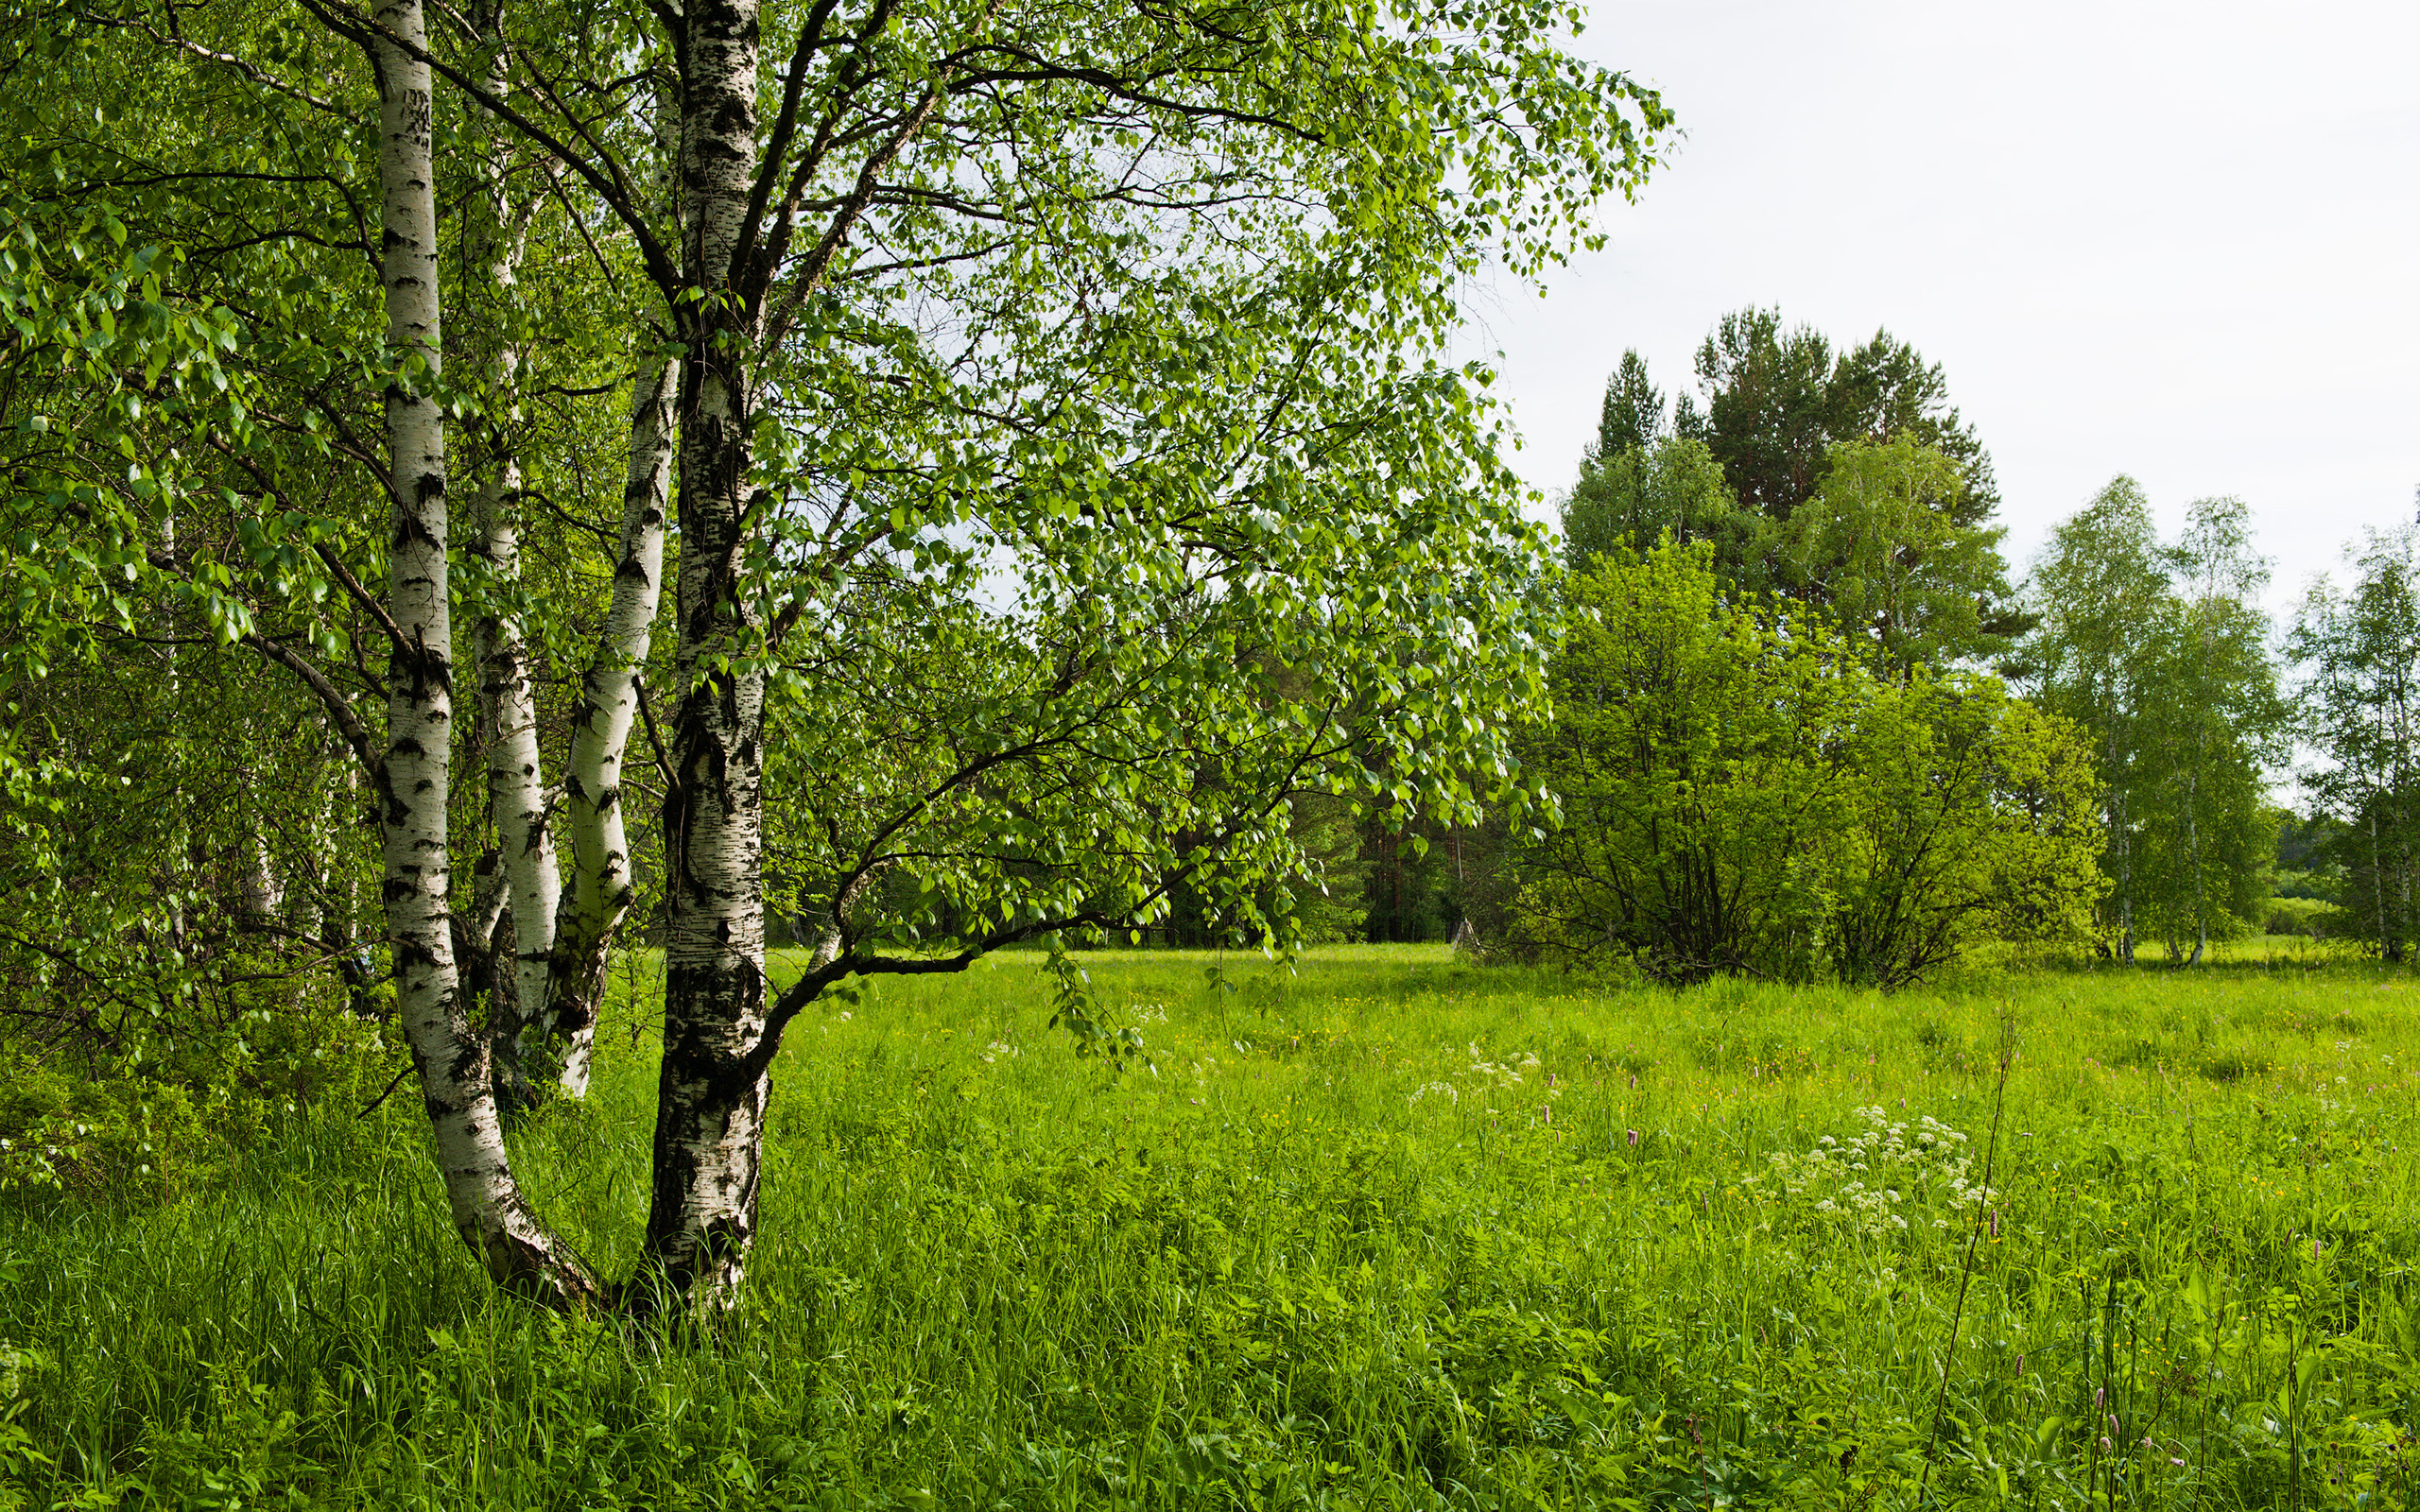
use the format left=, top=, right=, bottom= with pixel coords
left=1470, top=0, right=2420, bottom=620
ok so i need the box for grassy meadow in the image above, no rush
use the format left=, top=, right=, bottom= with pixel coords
left=4, top=943, right=2418, bottom=1509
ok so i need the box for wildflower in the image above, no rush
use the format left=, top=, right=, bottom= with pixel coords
left=1626, top=1128, right=1639, bottom=1146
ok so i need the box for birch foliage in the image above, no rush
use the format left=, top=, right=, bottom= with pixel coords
left=2027, top=482, right=2284, bottom=961
left=5, top=0, right=1674, bottom=1305
left=2290, top=527, right=2420, bottom=962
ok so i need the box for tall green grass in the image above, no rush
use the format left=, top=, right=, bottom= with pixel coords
left=5, top=945, right=2417, bottom=1508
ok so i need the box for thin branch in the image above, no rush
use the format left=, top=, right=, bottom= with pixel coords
left=240, top=631, right=380, bottom=774
left=118, top=18, right=351, bottom=114
left=735, top=0, right=846, bottom=272
left=633, top=674, right=676, bottom=789
left=356, top=1059, right=415, bottom=1118
left=296, top=0, right=680, bottom=294
left=206, top=438, right=408, bottom=649
left=762, top=81, right=943, bottom=349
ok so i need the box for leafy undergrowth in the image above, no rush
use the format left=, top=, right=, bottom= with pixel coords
left=4, top=944, right=2419, bottom=1509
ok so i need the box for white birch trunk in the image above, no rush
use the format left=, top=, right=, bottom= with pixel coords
left=237, top=807, right=283, bottom=921
left=456, top=21, right=560, bottom=1105
left=475, top=466, right=561, bottom=1094
left=543, top=87, right=683, bottom=1098
left=643, top=0, right=770, bottom=1307
left=545, top=350, right=675, bottom=1097
left=371, top=0, right=596, bottom=1302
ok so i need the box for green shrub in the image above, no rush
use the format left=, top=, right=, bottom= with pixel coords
left=2265, top=894, right=2327, bottom=936
left=1512, top=541, right=2102, bottom=987
left=1, top=959, right=394, bottom=1206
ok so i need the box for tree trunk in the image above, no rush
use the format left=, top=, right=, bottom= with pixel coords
left=236, top=803, right=283, bottom=922
left=474, top=459, right=560, bottom=1103
left=456, top=14, right=560, bottom=1107
left=545, top=350, right=675, bottom=1095
left=642, top=0, right=769, bottom=1307
left=369, top=0, right=597, bottom=1303
left=2185, top=764, right=2204, bottom=967
left=543, top=86, right=683, bottom=1097
left=2113, top=795, right=2135, bottom=966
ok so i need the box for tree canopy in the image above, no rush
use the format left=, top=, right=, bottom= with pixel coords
left=0, top=0, right=1672, bottom=1306
left=1568, top=312, right=2026, bottom=671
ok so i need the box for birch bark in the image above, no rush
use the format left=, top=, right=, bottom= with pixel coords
left=545, top=347, right=675, bottom=1098
left=371, top=0, right=596, bottom=1301
left=542, top=89, right=683, bottom=1098
left=459, top=25, right=560, bottom=1104
left=642, top=0, right=770, bottom=1304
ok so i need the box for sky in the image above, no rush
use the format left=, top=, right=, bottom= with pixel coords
left=1469, top=0, right=2420, bottom=620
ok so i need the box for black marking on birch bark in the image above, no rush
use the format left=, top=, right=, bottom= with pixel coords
left=391, top=503, right=443, bottom=552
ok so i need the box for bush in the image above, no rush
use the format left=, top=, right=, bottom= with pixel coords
left=2264, top=894, right=2327, bottom=936
left=1506, top=541, right=2101, bottom=987
left=1, top=956, right=395, bottom=1207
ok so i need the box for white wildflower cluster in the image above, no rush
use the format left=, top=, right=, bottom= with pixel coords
left=1464, top=1043, right=1540, bottom=1087
left=1409, top=1045, right=1542, bottom=1107
left=1131, top=1003, right=1170, bottom=1024
left=1743, top=1106, right=1992, bottom=1239
left=0, top=1341, right=44, bottom=1399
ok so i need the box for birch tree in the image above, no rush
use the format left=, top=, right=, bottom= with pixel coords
left=2134, top=496, right=2283, bottom=962
left=2292, top=527, right=2420, bottom=962
left=2028, top=482, right=2283, bottom=962
left=12, top=0, right=1669, bottom=1309
left=405, top=0, right=1663, bottom=1306
left=359, top=0, right=603, bottom=1297
left=2025, top=478, right=2168, bottom=960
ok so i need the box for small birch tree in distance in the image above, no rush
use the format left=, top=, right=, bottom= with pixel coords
left=2292, top=526, right=2420, bottom=962
left=2028, top=482, right=2284, bottom=962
